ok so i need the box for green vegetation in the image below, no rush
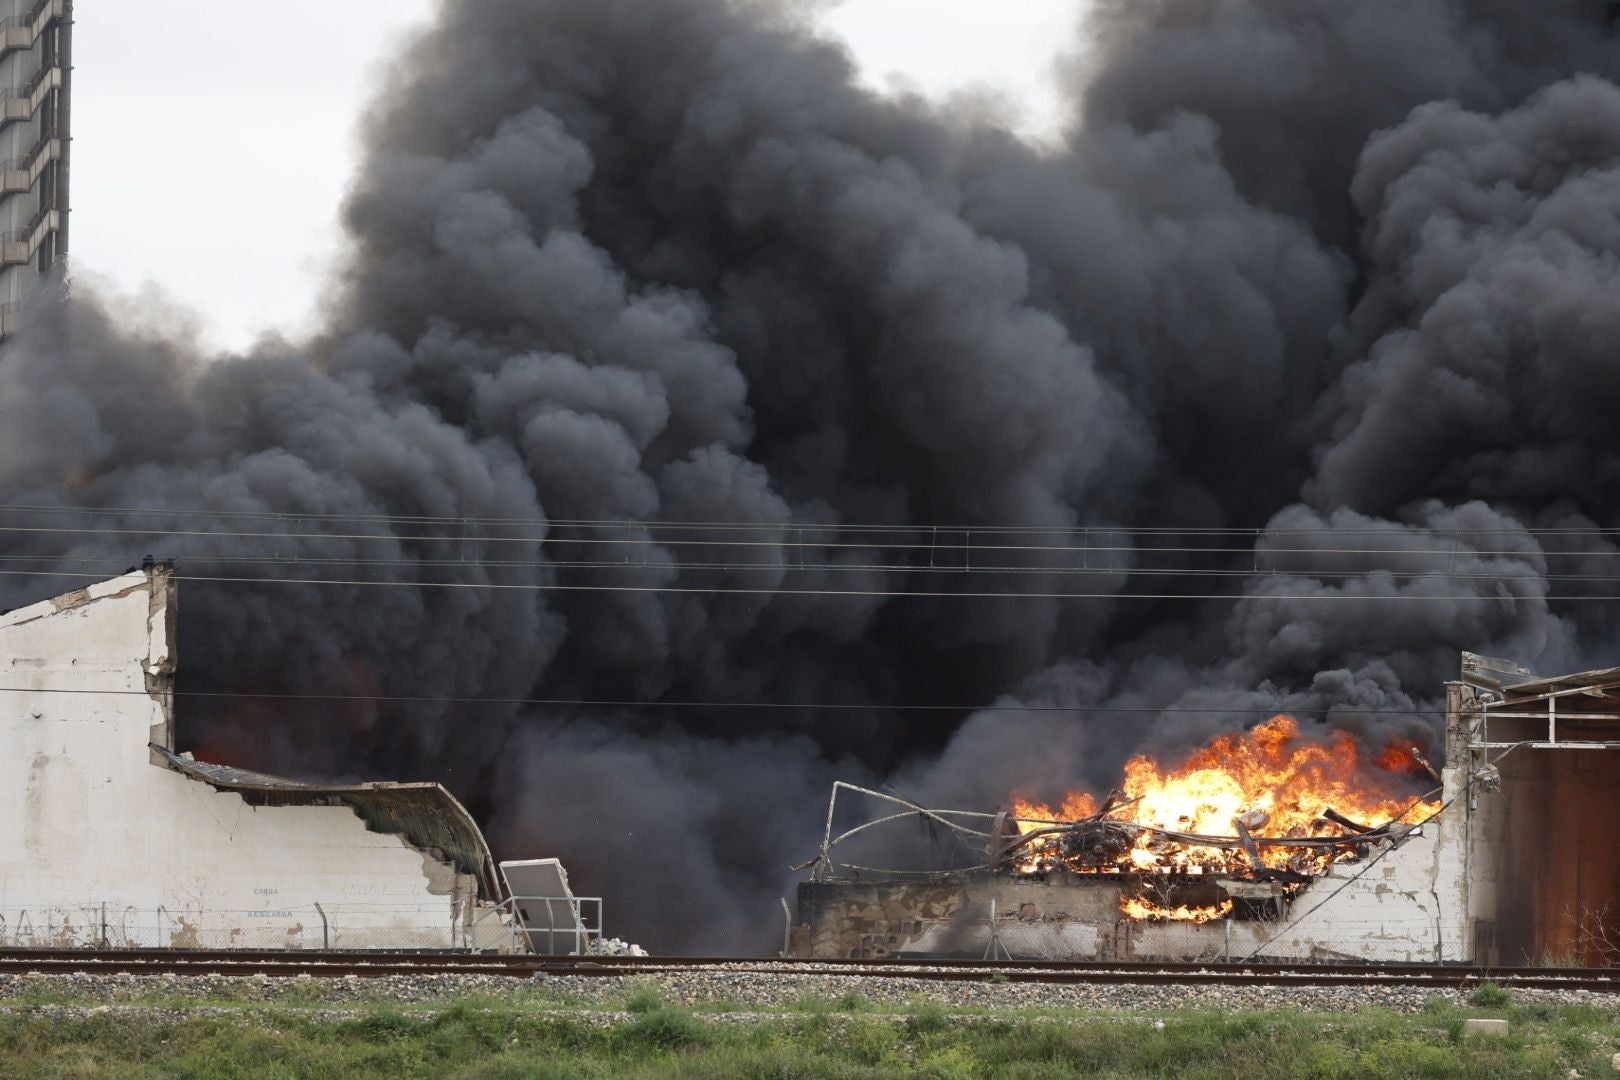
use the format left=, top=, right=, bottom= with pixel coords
left=0, top=993, right=1617, bottom=1078
left=1469, top=981, right=1513, bottom=1008
left=622, top=983, right=666, bottom=1015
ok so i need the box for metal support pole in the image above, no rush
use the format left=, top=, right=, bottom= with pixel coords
left=984, top=898, right=997, bottom=960
left=314, top=903, right=329, bottom=950
left=780, top=897, right=792, bottom=957
left=983, top=899, right=1012, bottom=961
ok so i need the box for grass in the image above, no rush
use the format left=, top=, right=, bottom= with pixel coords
left=1, top=992, right=1618, bottom=1078
left=1470, top=981, right=1513, bottom=1008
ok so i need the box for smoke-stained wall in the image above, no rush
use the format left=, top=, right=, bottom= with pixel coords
left=1, top=0, right=1619, bottom=950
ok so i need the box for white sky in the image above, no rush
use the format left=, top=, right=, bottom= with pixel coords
left=69, top=0, right=1079, bottom=351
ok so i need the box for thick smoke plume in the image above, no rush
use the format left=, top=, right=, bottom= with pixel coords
left=2, top=0, right=1619, bottom=950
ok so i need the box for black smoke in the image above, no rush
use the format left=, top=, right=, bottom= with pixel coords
left=2, top=0, right=1619, bottom=950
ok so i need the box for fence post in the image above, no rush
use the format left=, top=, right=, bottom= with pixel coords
left=314, top=903, right=329, bottom=950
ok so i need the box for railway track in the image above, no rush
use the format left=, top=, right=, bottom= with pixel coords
left=2, top=949, right=1619, bottom=992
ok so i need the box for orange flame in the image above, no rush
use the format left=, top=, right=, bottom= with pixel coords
left=1119, top=897, right=1234, bottom=923
left=1374, top=743, right=1426, bottom=775
left=1009, top=716, right=1442, bottom=885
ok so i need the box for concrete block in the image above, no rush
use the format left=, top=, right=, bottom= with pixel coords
left=1462, top=1019, right=1509, bottom=1038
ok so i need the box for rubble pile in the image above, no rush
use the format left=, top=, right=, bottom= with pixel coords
left=587, top=937, right=648, bottom=957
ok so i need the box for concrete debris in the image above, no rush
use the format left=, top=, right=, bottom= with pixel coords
left=588, top=937, right=648, bottom=958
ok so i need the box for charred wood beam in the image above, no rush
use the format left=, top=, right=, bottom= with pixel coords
left=1000, top=820, right=1392, bottom=862
left=1233, top=818, right=1265, bottom=871
left=985, top=810, right=1020, bottom=864
left=1088, top=794, right=1143, bottom=821
left=1323, top=808, right=1373, bottom=834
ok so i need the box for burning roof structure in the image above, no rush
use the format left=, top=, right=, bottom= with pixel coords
left=792, top=662, right=1620, bottom=964
left=999, top=716, right=1441, bottom=922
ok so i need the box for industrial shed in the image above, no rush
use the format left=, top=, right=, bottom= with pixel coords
left=792, top=654, right=1620, bottom=966
left=0, top=566, right=524, bottom=951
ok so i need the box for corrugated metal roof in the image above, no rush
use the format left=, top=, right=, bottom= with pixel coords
left=1502, top=666, right=1620, bottom=702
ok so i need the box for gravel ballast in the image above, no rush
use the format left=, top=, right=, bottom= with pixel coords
left=0, top=968, right=1615, bottom=1018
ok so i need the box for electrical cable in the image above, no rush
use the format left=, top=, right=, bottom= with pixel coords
left=0, top=566, right=1612, bottom=602
left=0, top=520, right=1617, bottom=560
left=0, top=683, right=1451, bottom=715
left=6, top=501, right=1620, bottom=538
left=8, top=549, right=1620, bottom=586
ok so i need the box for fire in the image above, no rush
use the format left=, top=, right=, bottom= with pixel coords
left=1120, top=897, right=1234, bottom=924
left=1016, top=790, right=1099, bottom=823
left=1007, top=716, right=1442, bottom=891
left=1374, top=743, right=1428, bottom=776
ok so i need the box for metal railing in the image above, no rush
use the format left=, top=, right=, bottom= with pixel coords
left=464, top=895, right=605, bottom=955
left=0, top=132, right=55, bottom=174
left=0, top=134, right=57, bottom=186
left=0, top=62, right=58, bottom=127
left=1, top=205, right=57, bottom=254
left=0, top=0, right=64, bottom=38
left=0, top=58, right=57, bottom=103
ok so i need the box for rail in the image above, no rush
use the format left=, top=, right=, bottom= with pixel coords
left=1, top=950, right=1620, bottom=992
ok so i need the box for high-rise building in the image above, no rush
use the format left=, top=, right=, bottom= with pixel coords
left=0, top=0, right=68, bottom=338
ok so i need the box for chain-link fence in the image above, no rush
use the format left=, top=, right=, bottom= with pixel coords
left=0, top=896, right=603, bottom=954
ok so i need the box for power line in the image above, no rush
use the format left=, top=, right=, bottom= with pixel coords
left=0, top=566, right=1597, bottom=601
left=4, top=501, right=1620, bottom=538
left=8, top=550, right=1620, bottom=585
left=0, top=683, right=1448, bottom=714
left=1, top=520, right=1619, bottom=560
left=0, top=525, right=1604, bottom=559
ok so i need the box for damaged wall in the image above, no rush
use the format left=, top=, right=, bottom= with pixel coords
left=794, top=814, right=1466, bottom=964
left=794, top=705, right=1478, bottom=964
left=796, top=659, right=1620, bottom=966
left=0, top=568, right=510, bottom=950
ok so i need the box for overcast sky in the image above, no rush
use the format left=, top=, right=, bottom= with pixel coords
left=70, top=0, right=1079, bottom=351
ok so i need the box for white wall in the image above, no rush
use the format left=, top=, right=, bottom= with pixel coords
left=0, top=569, right=495, bottom=949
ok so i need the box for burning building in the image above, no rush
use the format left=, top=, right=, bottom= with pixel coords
left=793, top=657, right=1620, bottom=966
left=0, top=567, right=593, bottom=953
left=0, top=0, right=1618, bottom=956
